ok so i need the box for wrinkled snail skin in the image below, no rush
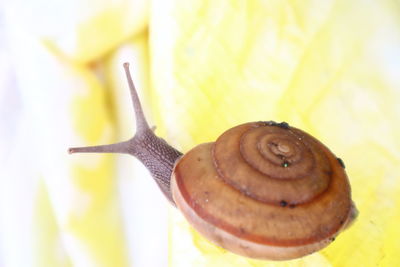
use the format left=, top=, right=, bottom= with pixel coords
left=69, top=63, right=357, bottom=261
left=69, top=63, right=182, bottom=205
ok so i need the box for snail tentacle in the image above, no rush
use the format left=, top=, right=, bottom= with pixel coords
left=123, top=62, right=150, bottom=134
left=68, top=140, right=130, bottom=154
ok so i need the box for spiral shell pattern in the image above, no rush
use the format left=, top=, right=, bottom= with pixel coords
left=171, top=122, right=355, bottom=260
left=213, top=121, right=333, bottom=205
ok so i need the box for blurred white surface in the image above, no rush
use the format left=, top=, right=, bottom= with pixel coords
left=0, top=2, right=168, bottom=266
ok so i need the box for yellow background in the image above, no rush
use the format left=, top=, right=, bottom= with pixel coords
left=1, top=0, right=399, bottom=266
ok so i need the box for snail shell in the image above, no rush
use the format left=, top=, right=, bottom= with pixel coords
left=171, top=121, right=356, bottom=260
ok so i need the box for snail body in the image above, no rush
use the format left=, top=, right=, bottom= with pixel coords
left=69, top=63, right=357, bottom=260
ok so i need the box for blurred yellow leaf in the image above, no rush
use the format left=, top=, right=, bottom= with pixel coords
left=148, top=0, right=400, bottom=266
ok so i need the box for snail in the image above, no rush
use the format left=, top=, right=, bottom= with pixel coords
left=69, top=63, right=357, bottom=261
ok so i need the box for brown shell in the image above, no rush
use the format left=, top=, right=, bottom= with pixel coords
left=171, top=122, right=356, bottom=260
